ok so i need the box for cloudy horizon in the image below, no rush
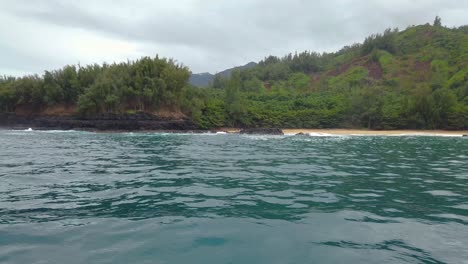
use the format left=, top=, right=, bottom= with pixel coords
left=1, top=0, right=467, bottom=76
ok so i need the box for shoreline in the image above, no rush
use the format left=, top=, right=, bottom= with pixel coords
left=282, top=129, right=468, bottom=136
left=225, top=128, right=468, bottom=136
left=1, top=126, right=467, bottom=136
left=2, top=114, right=466, bottom=136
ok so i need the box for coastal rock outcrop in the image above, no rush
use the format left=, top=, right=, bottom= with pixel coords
left=0, top=113, right=199, bottom=131
left=239, top=128, right=284, bottom=135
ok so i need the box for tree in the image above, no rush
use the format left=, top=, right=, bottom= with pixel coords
left=42, top=71, right=63, bottom=106
left=212, top=74, right=228, bottom=89
left=0, top=82, right=16, bottom=112
left=58, top=66, right=81, bottom=104
left=361, top=28, right=398, bottom=55
left=412, top=85, right=437, bottom=128
left=432, top=88, right=457, bottom=128
left=224, top=71, right=246, bottom=126
left=286, top=73, right=310, bottom=90
left=434, top=16, right=442, bottom=27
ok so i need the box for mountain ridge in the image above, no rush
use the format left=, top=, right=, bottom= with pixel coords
left=189, top=62, right=257, bottom=87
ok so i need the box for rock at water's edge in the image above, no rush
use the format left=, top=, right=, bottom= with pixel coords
left=0, top=113, right=199, bottom=131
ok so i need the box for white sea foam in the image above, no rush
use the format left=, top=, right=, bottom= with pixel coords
left=240, top=135, right=285, bottom=140
left=345, top=133, right=463, bottom=137
left=143, top=132, right=224, bottom=136
left=283, top=132, right=346, bottom=137
left=8, top=129, right=462, bottom=137
left=9, top=129, right=88, bottom=134
left=306, top=132, right=339, bottom=137
left=387, top=133, right=462, bottom=137
left=425, top=190, right=461, bottom=197
left=43, top=130, right=79, bottom=133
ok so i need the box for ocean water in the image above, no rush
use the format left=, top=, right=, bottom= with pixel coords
left=0, top=130, right=467, bottom=264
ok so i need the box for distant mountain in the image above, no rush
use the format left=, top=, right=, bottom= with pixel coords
left=188, top=72, right=213, bottom=87
left=189, top=62, right=257, bottom=87
left=216, top=62, right=258, bottom=79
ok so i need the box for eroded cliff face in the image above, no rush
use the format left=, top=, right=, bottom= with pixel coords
left=0, top=112, right=199, bottom=131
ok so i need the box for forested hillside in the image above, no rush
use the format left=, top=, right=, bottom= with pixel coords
left=1, top=18, right=467, bottom=129
left=184, top=20, right=467, bottom=129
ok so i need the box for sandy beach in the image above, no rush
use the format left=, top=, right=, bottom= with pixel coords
left=282, top=129, right=468, bottom=136
left=223, top=128, right=468, bottom=136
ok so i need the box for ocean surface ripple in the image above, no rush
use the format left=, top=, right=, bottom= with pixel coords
left=0, top=130, right=467, bottom=263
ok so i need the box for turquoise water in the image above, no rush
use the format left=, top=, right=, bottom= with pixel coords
left=0, top=130, right=467, bottom=263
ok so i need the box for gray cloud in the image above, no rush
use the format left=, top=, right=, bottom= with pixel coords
left=0, top=0, right=467, bottom=75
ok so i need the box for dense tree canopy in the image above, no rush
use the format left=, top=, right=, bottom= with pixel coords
left=0, top=56, right=190, bottom=116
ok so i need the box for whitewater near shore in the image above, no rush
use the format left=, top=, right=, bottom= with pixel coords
left=282, top=129, right=468, bottom=136
left=225, top=128, right=468, bottom=136
left=2, top=127, right=467, bottom=137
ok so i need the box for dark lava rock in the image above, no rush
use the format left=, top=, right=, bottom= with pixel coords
left=0, top=113, right=199, bottom=131
left=463, top=134, right=468, bottom=137
left=239, top=128, right=284, bottom=135
left=295, top=132, right=310, bottom=136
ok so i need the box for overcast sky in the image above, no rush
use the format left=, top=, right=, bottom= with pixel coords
left=1, top=0, right=467, bottom=76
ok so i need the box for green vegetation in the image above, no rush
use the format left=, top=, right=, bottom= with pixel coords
left=0, top=56, right=190, bottom=116
left=1, top=19, right=467, bottom=130
left=184, top=21, right=467, bottom=129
